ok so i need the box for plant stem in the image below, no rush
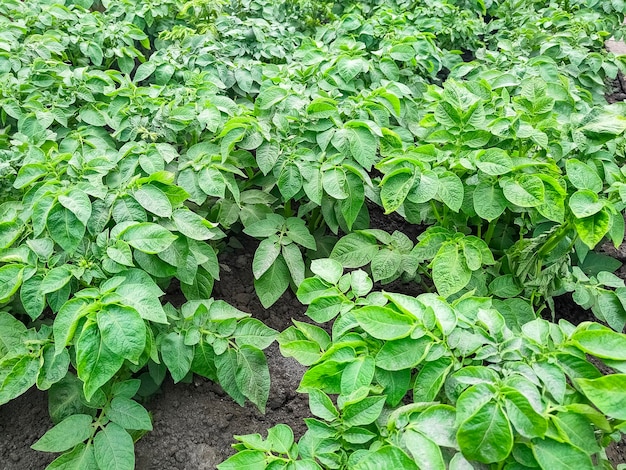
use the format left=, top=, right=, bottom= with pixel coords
left=430, top=201, right=443, bottom=225
left=484, top=219, right=497, bottom=245
left=284, top=199, right=292, bottom=218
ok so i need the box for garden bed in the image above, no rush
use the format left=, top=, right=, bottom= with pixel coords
left=1, top=0, right=626, bottom=469
left=2, top=238, right=625, bottom=468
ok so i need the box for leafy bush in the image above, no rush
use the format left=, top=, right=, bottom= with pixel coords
left=0, top=0, right=625, bottom=468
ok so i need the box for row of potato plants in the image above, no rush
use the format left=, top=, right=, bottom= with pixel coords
left=0, top=0, right=625, bottom=468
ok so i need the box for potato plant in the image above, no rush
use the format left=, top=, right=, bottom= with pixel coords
left=0, top=0, right=626, bottom=468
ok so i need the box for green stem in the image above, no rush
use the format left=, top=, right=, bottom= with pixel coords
left=536, top=223, right=572, bottom=259
left=430, top=201, right=443, bottom=225
left=483, top=219, right=498, bottom=246
left=283, top=199, right=293, bottom=218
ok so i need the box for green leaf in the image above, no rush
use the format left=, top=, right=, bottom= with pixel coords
left=234, top=318, right=277, bottom=350
left=20, top=275, right=46, bottom=320
left=46, top=442, right=97, bottom=470
left=532, top=438, right=593, bottom=470
left=53, top=298, right=91, bottom=354
left=323, top=167, right=349, bottom=200
left=413, top=356, right=453, bottom=402
left=134, top=61, right=156, bottom=82
left=308, top=389, right=339, bottom=421
left=114, top=269, right=167, bottom=324
left=278, top=163, right=302, bottom=200
left=343, top=427, right=377, bottom=444
left=341, top=171, right=365, bottom=230
left=437, top=171, right=463, bottom=212
left=76, top=323, right=124, bottom=401
left=121, top=223, right=177, bottom=254
left=58, top=190, right=92, bottom=226
left=573, top=209, right=610, bottom=249
left=575, top=374, right=626, bottom=419
left=411, top=405, right=457, bottom=448
left=215, top=348, right=246, bottom=406
left=375, top=368, right=410, bottom=407
left=107, top=242, right=134, bottom=267
left=105, top=397, right=152, bottom=431
left=256, top=86, right=288, bottom=110
left=407, top=169, right=439, bottom=204
left=199, top=167, right=226, bottom=198
left=173, top=209, right=216, bottom=240
left=281, top=243, right=306, bottom=287
left=236, top=345, right=270, bottom=413
left=37, top=346, right=70, bottom=391
left=489, top=274, right=523, bottom=298
left=331, top=232, right=378, bottom=268
left=501, top=175, right=544, bottom=207
left=376, top=336, right=430, bottom=371
left=404, top=430, right=445, bottom=470
left=267, top=423, right=294, bottom=454
left=254, top=255, right=290, bottom=308
left=0, top=355, right=40, bottom=405
left=341, top=356, right=375, bottom=395
left=217, top=450, right=266, bottom=470
left=432, top=243, right=471, bottom=298
left=553, top=412, right=600, bottom=455
left=299, top=360, right=344, bottom=394
left=569, top=190, right=604, bottom=218
left=191, top=340, right=217, bottom=380
left=371, top=248, right=402, bottom=282
left=0, top=264, right=24, bottom=303
left=473, top=182, right=507, bottom=221
left=93, top=423, right=135, bottom=470
left=571, top=326, right=626, bottom=360
left=133, top=185, right=172, bottom=218
left=112, top=196, right=147, bottom=223
left=0, top=311, right=27, bottom=357
left=476, top=148, right=513, bottom=175
left=354, top=306, right=415, bottom=340
left=503, top=388, right=548, bottom=439
left=253, top=237, right=281, bottom=279
left=566, top=159, right=603, bottom=192
left=457, top=401, right=513, bottom=463
left=380, top=168, right=419, bottom=214
left=348, top=126, right=377, bottom=170
left=306, top=295, right=344, bottom=323
left=537, top=177, right=566, bottom=223
left=161, top=332, right=193, bottom=383
left=13, top=164, right=48, bottom=189
left=79, top=106, right=106, bottom=126
left=337, top=57, right=363, bottom=82
left=41, top=266, right=73, bottom=295
left=31, top=414, right=93, bottom=452
left=47, top=204, right=85, bottom=252
left=533, top=360, right=565, bottom=403
left=342, top=395, right=386, bottom=426
left=256, top=140, right=280, bottom=176
left=97, top=304, right=146, bottom=363
left=310, top=258, right=343, bottom=284
left=285, top=218, right=316, bottom=250
left=352, top=445, right=418, bottom=470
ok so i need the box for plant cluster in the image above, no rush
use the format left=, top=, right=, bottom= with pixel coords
left=1, top=0, right=626, bottom=469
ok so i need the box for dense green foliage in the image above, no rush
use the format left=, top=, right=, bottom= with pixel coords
left=1, top=0, right=626, bottom=468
